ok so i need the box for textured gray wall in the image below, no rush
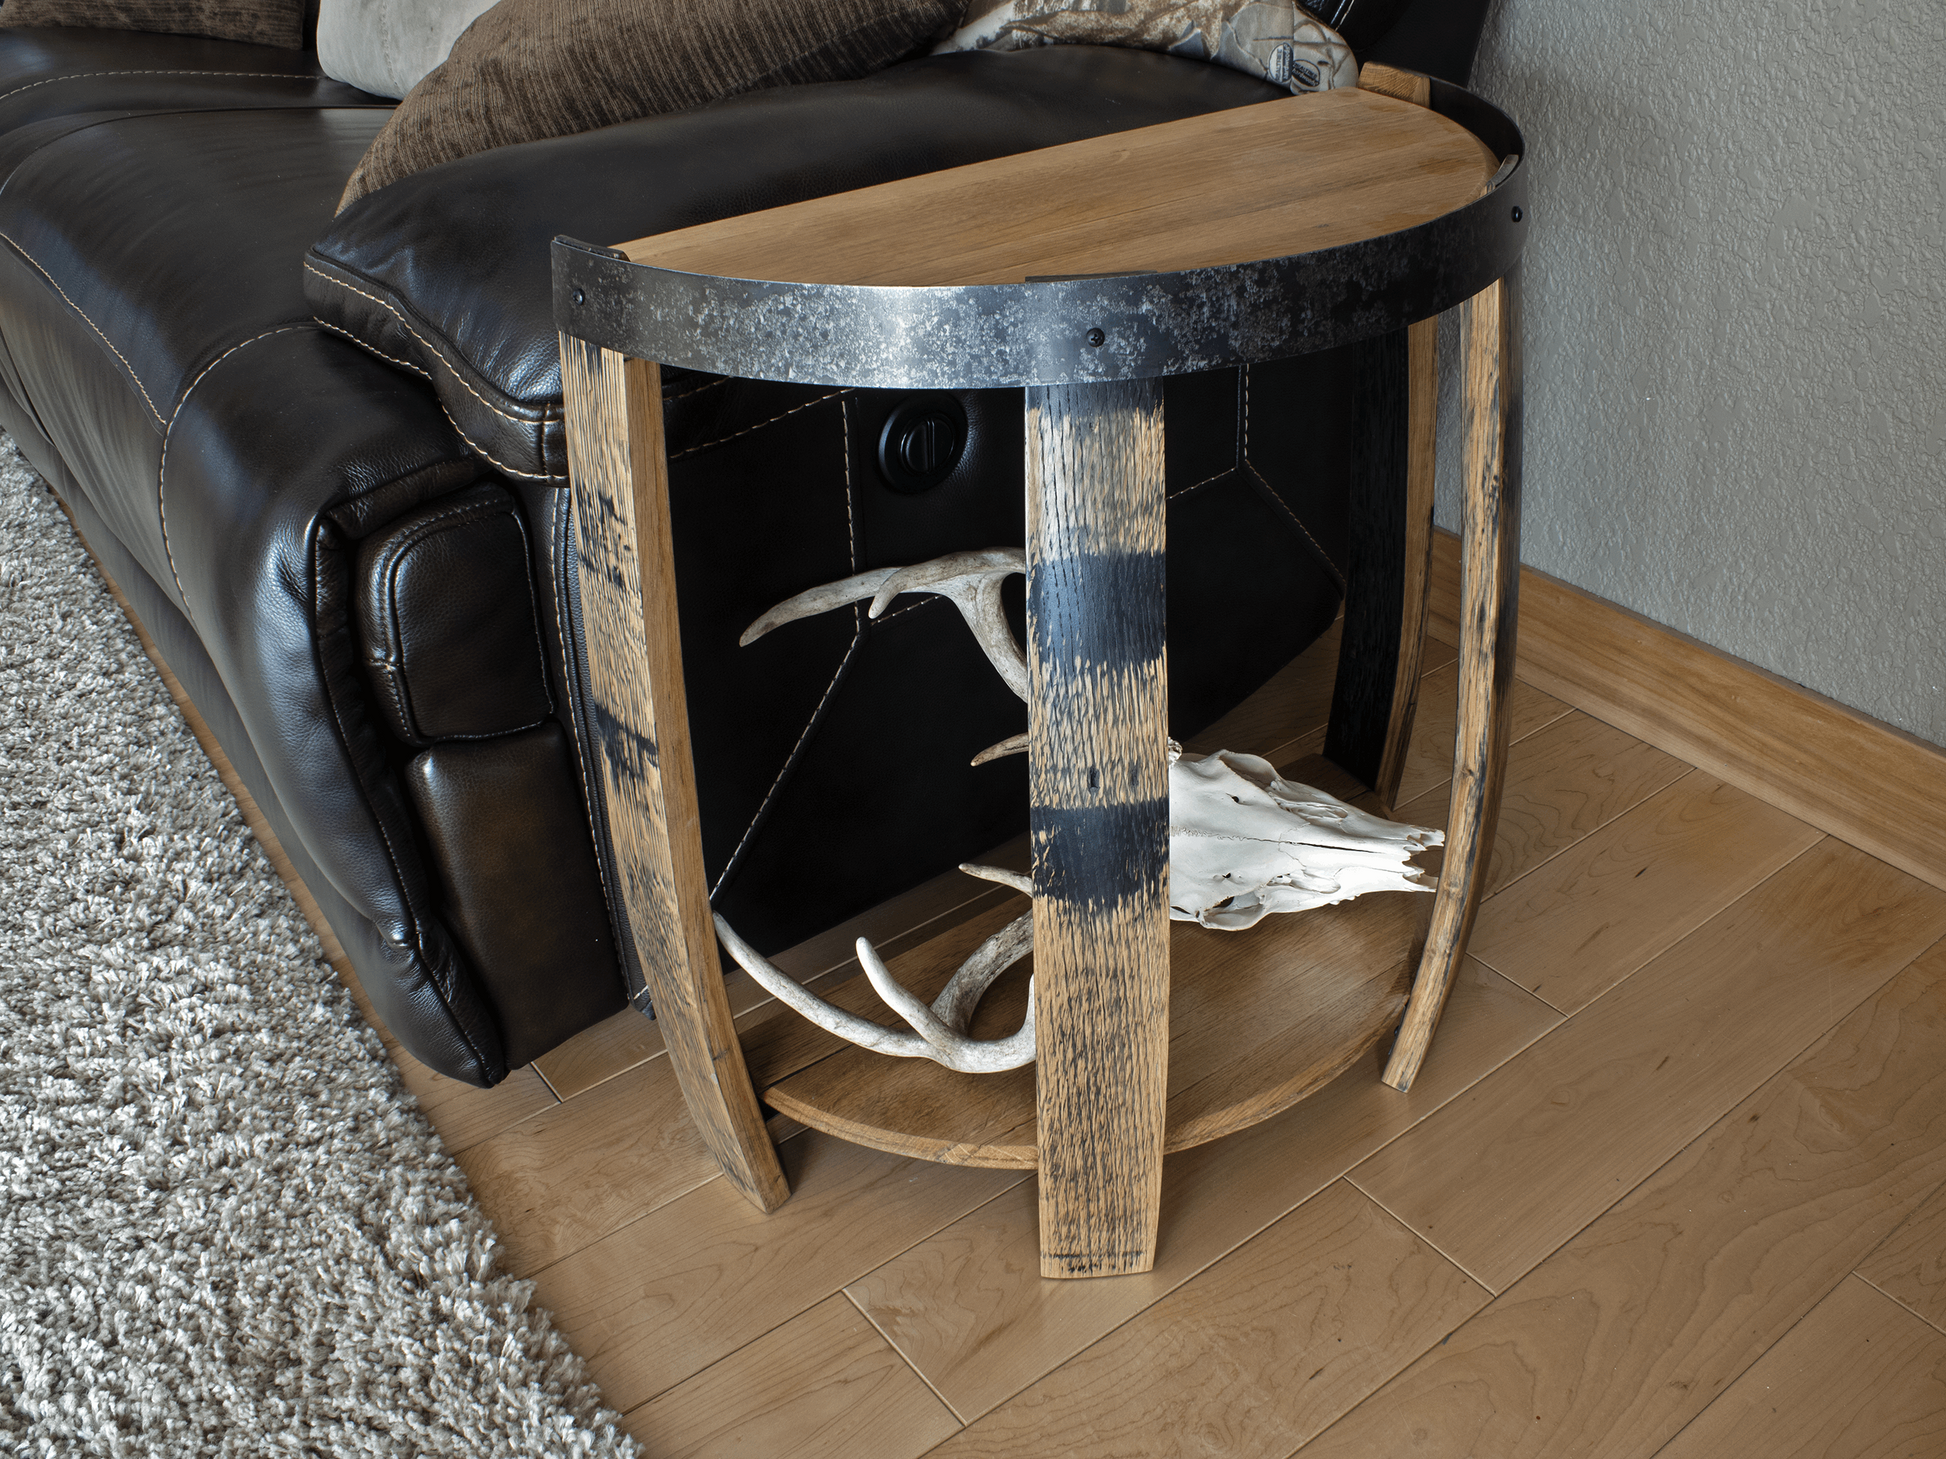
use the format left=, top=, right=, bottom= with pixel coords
left=1430, top=0, right=1945, bottom=744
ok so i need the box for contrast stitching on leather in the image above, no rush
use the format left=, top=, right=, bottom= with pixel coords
left=1243, top=365, right=1347, bottom=592
left=1159, top=367, right=1237, bottom=501
left=841, top=397, right=858, bottom=572
left=157, top=324, right=311, bottom=619
left=0, top=228, right=165, bottom=425
left=317, top=319, right=559, bottom=481
left=1243, top=459, right=1347, bottom=592
left=303, top=260, right=563, bottom=428
left=1169, top=467, right=1233, bottom=501
left=308, top=532, right=494, bottom=1072
left=708, top=400, right=862, bottom=898
left=551, top=487, right=627, bottom=957
left=314, top=316, right=431, bottom=382
left=709, top=628, right=862, bottom=901
left=377, top=494, right=544, bottom=739
left=0, top=69, right=314, bottom=106
left=865, top=595, right=950, bottom=627
left=436, top=402, right=561, bottom=481
left=668, top=388, right=852, bottom=461
left=663, top=376, right=728, bottom=403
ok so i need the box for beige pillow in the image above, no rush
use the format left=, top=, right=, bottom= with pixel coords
left=0, top=0, right=304, bottom=46
left=337, top=0, right=964, bottom=209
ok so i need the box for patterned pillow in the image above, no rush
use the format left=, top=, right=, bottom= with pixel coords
left=0, top=0, right=304, bottom=47
left=336, top=0, right=963, bottom=209
left=935, top=1, right=1359, bottom=93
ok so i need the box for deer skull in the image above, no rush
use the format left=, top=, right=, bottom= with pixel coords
left=1168, top=745, right=1439, bottom=929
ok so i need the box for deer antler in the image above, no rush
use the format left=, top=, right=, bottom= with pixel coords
left=714, top=908, right=1036, bottom=1073
left=742, top=548, right=1029, bottom=700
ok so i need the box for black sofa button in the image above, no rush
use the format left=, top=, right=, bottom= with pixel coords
left=877, top=394, right=966, bottom=493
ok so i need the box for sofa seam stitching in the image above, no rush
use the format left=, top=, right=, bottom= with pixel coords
left=304, top=260, right=564, bottom=427
left=0, top=227, right=165, bottom=426
left=1243, top=363, right=1347, bottom=592
left=0, top=69, right=319, bottom=105
left=663, top=376, right=728, bottom=403
left=668, top=388, right=852, bottom=460
left=709, top=629, right=861, bottom=902
left=706, top=398, right=860, bottom=898
left=309, top=530, right=493, bottom=1075
left=377, top=495, right=533, bottom=741
left=310, top=324, right=561, bottom=490
left=1168, top=466, right=1233, bottom=501
left=157, top=323, right=312, bottom=619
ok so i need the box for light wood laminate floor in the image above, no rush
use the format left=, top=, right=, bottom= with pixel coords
left=350, top=618, right=1946, bottom=1459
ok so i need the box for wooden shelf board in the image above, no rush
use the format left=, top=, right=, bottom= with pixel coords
left=619, top=89, right=1495, bottom=288
left=761, top=873, right=1427, bottom=1171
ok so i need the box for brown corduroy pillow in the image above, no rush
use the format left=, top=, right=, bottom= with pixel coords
left=0, top=0, right=304, bottom=47
left=337, top=0, right=966, bottom=210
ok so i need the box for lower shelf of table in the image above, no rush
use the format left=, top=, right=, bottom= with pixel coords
left=761, top=887, right=1430, bottom=1170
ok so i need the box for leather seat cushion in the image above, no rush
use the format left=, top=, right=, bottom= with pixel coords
left=305, top=45, right=1289, bottom=484
left=0, top=104, right=388, bottom=600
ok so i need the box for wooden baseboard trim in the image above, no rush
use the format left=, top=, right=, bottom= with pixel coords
left=1429, top=530, right=1946, bottom=893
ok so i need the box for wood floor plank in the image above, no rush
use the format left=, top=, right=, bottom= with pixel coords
left=1349, top=839, right=1946, bottom=1293
left=457, top=1052, right=717, bottom=1275
left=1394, top=709, right=1690, bottom=902
left=619, top=1294, right=959, bottom=1459
left=847, top=958, right=1559, bottom=1419
left=408, top=1062, right=558, bottom=1157
left=1856, top=1182, right=1946, bottom=1335
left=1470, top=772, right=1825, bottom=1014
left=529, top=1129, right=1025, bottom=1412
left=1393, top=661, right=1572, bottom=807
left=1651, top=1276, right=1946, bottom=1459
left=926, top=1181, right=1487, bottom=1458
left=1300, top=939, right=1946, bottom=1459
left=532, top=1007, right=664, bottom=1103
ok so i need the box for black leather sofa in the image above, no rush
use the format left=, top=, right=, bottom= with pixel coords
left=0, top=3, right=1489, bottom=1089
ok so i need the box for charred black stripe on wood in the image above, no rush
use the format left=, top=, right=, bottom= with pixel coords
left=1025, top=378, right=1172, bottom=1278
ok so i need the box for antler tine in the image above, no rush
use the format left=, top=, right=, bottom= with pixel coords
left=927, top=911, right=1033, bottom=1033
left=958, top=862, right=1033, bottom=897
left=739, top=566, right=900, bottom=647
left=713, top=914, right=933, bottom=1060
left=970, top=732, right=1028, bottom=766
left=867, top=549, right=1028, bottom=701
left=854, top=931, right=1037, bottom=1074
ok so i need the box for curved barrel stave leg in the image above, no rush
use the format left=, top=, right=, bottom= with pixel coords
left=1027, top=378, right=1173, bottom=1279
left=1326, top=315, right=1441, bottom=810
left=1381, top=268, right=1522, bottom=1093
left=559, top=336, right=790, bottom=1211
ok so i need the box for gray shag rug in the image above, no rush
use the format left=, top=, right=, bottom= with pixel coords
left=0, top=437, right=640, bottom=1459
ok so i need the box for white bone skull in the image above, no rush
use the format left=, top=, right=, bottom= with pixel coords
left=1167, top=744, right=1439, bottom=929
left=716, top=550, right=1442, bottom=1071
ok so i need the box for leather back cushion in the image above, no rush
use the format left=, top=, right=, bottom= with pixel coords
left=335, top=0, right=962, bottom=208
left=0, top=0, right=305, bottom=48
left=306, top=46, right=1290, bottom=484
